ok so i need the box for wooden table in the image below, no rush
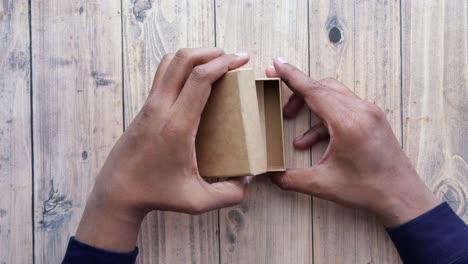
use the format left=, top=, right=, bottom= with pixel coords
left=1, top=1, right=466, bottom=263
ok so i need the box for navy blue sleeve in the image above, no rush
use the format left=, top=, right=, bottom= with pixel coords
left=62, top=237, right=138, bottom=264
left=387, top=202, right=468, bottom=264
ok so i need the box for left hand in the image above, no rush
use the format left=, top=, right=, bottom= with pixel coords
left=75, top=48, right=252, bottom=252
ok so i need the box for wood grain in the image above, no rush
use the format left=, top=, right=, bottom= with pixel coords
left=215, top=1, right=312, bottom=263
left=122, top=1, right=219, bottom=263
left=0, top=0, right=465, bottom=263
left=31, top=1, right=123, bottom=263
left=310, top=0, right=401, bottom=263
left=353, top=1, right=401, bottom=263
left=0, top=0, right=32, bottom=263
left=402, top=0, right=468, bottom=222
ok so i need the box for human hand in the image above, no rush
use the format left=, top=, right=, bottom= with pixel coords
left=76, top=48, right=252, bottom=251
left=266, top=58, right=438, bottom=227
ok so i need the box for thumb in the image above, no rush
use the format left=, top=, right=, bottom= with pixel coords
left=200, top=176, right=253, bottom=211
left=270, top=167, right=326, bottom=195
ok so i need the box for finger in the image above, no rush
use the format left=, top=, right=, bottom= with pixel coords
left=318, top=77, right=357, bottom=98
left=265, top=65, right=306, bottom=118
left=272, top=57, right=315, bottom=97
left=265, top=65, right=279, bottom=77
left=270, top=167, right=325, bottom=195
left=294, top=123, right=329, bottom=149
left=199, top=176, right=252, bottom=211
left=171, top=53, right=250, bottom=129
left=157, top=48, right=225, bottom=106
left=283, top=93, right=305, bottom=119
left=149, top=53, right=174, bottom=97
left=272, top=58, right=340, bottom=120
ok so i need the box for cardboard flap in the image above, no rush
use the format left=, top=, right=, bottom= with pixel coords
left=196, top=69, right=285, bottom=177
left=196, top=69, right=266, bottom=177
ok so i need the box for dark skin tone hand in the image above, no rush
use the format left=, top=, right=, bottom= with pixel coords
left=76, top=48, right=252, bottom=251
left=75, top=49, right=438, bottom=253
left=266, top=57, right=438, bottom=227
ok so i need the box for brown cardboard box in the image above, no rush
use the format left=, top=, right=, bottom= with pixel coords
left=196, top=68, right=285, bottom=177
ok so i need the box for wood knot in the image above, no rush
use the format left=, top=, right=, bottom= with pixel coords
left=329, top=26, right=342, bottom=44
left=133, top=0, right=152, bottom=22
left=91, top=71, right=114, bottom=87
left=225, top=209, right=245, bottom=252
left=326, top=17, right=344, bottom=45
left=39, top=179, right=73, bottom=231
left=434, top=178, right=467, bottom=216
left=81, top=150, right=88, bottom=160
left=227, top=209, right=244, bottom=230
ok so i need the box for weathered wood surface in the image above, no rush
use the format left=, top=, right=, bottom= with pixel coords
left=31, top=1, right=123, bottom=263
left=215, top=1, right=312, bottom=263
left=0, top=0, right=467, bottom=263
left=0, top=0, right=32, bottom=263
left=310, top=0, right=401, bottom=263
left=353, top=1, right=402, bottom=262
left=402, top=0, right=468, bottom=222
left=122, top=0, right=219, bottom=263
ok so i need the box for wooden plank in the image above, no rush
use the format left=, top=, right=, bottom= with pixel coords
left=122, top=1, right=218, bottom=263
left=402, top=0, right=468, bottom=222
left=215, top=1, right=311, bottom=263
left=309, top=1, right=356, bottom=262
left=353, top=1, right=402, bottom=263
left=0, top=0, right=32, bottom=263
left=310, top=0, right=401, bottom=263
left=32, top=1, right=123, bottom=263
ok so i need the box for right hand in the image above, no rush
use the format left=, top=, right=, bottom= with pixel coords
left=267, top=58, right=439, bottom=227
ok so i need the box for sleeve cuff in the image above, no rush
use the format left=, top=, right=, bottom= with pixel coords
left=386, top=202, right=468, bottom=264
left=62, top=236, right=138, bottom=264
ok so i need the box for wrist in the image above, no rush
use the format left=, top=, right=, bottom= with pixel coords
left=76, top=185, right=146, bottom=252
left=376, top=177, right=439, bottom=227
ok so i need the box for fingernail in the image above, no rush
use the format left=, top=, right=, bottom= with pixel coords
left=275, top=57, right=287, bottom=63
left=235, top=52, right=249, bottom=58
left=267, top=65, right=275, bottom=70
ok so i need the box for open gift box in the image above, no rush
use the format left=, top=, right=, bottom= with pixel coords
left=196, top=68, right=285, bottom=177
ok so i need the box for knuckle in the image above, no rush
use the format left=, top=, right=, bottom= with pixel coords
left=363, top=102, right=385, bottom=122
left=336, top=109, right=365, bottom=140
left=230, top=190, right=245, bottom=204
left=308, top=80, right=328, bottom=95
left=338, top=103, right=385, bottom=141
left=289, top=65, right=301, bottom=75
left=160, top=109, right=195, bottom=139
left=174, top=48, right=192, bottom=62
left=141, top=101, right=159, bottom=119
left=213, top=47, right=225, bottom=56
left=161, top=53, right=174, bottom=63
left=161, top=118, right=184, bottom=138
left=282, top=65, right=299, bottom=81
left=277, top=174, right=293, bottom=190
left=286, top=67, right=304, bottom=83
left=308, top=179, right=322, bottom=196
left=191, top=66, right=209, bottom=82
left=320, top=77, right=337, bottom=86
left=186, top=200, right=205, bottom=215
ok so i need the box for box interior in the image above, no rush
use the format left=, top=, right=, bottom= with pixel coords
left=256, top=79, right=285, bottom=171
